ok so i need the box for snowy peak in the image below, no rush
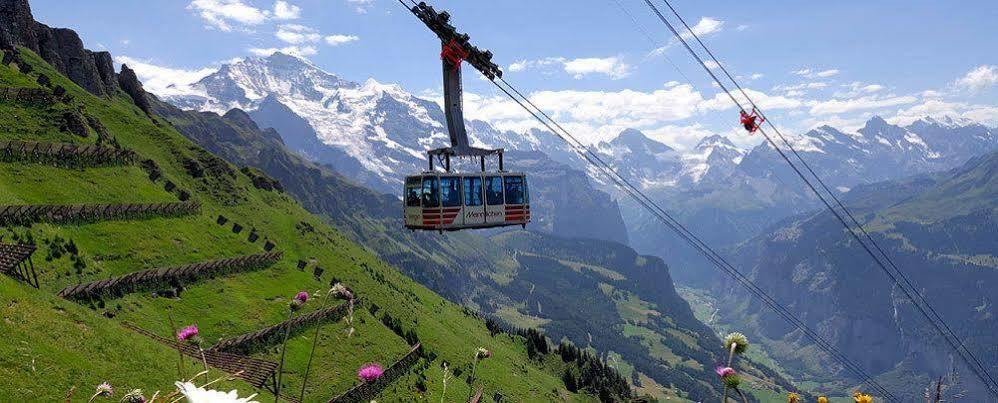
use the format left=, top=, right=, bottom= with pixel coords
left=908, top=115, right=980, bottom=130
left=695, top=134, right=737, bottom=151
left=610, top=129, right=674, bottom=154
left=200, top=52, right=357, bottom=104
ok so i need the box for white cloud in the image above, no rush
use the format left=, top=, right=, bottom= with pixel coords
left=703, top=60, right=720, bottom=70
left=460, top=83, right=804, bottom=150
left=325, top=34, right=360, bottom=46
left=508, top=60, right=528, bottom=72
left=736, top=24, right=749, bottom=31
left=643, top=123, right=720, bottom=151
left=773, top=82, right=827, bottom=96
left=686, top=17, right=724, bottom=38
left=188, top=0, right=303, bottom=31
left=507, top=57, right=564, bottom=74
left=890, top=99, right=998, bottom=126
left=794, top=68, right=839, bottom=79
left=507, top=56, right=632, bottom=80
left=563, top=57, right=633, bottom=80
left=461, top=85, right=705, bottom=144
left=815, top=69, right=840, bottom=78
left=650, top=17, right=724, bottom=57
left=114, top=56, right=217, bottom=97
left=248, top=45, right=317, bottom=57
left=346, top=0, right=374, bottom=13
left=273, top=0, right=301, bottom=19
left=800, top=114, right=874, bottom=133
left=187, top=0, right=270, bottom=32
left=699, top=88, right=804, bottom=112
left=276, top=24, right=320, bottom=44
left=956, top=65, right=998, bottom=91
left=750, top=73, right=764, bottom=80
left=807, top=95, right=917, bottom=115
left=834, top=82, right=885, bottom=98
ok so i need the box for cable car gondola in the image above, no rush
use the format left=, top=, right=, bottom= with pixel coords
left=402, top=2, right=531, bottom=232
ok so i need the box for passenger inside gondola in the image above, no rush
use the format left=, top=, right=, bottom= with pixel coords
left=440, top=176, right=461, bottom=207
left=405, top=177, right=422, bottom=207
left=485, top=176, right=504, bottom=205
left=504, top=176, right=525, bottom=205
left=421, top=176, right=439, bottom=207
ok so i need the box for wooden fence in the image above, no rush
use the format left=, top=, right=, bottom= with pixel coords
left=122, top=323, right=291, bottom=397
left=0, top=201, right=200, bottom=227
left=327, top=343, right=423, bottom=403
left=58, top=251, right=283, bottom=300
left=211, top=300, right=359, bottom=354
left=0, top=140, right=136, bottom=168
left=0, top=243, right=38, bottom=287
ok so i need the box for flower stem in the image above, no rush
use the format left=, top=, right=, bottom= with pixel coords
left=298, top=293, right=332, bottom=402
left=735, top=387, right=748, bottom=403
left=198, top=344, right=210, bottom=383
left=274, top=309, right=295, bottom=403
left=168, top=314, right=186, bottom=379
left=727, top=343, right=737, bottom=367
left=468, top=360, right=479, bottom=400
left=440, top=365, right=450, bottom=403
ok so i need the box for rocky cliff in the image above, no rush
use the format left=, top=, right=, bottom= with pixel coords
left=0, top=0, right=129, bottom=99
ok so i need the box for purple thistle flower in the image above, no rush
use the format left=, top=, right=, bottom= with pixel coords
left=294, top=291, right=309, bottom=304
left=176, top=325, right=199, bottom=343
left=357, top=363, right=384, bottom=382
left=715, top=366, right=735, bottom=378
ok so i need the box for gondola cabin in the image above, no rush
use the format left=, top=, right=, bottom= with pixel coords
left=404, top=172, right=530, bottom=231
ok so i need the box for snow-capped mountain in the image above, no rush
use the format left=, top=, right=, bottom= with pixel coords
left=167, top=52, right=582, bottom=195
left=620, top=115, right=998, bottom=285
left=163, top=52, right=630, bottom=244
left=592, top=129, right=746, bottom=189
left=738, top=116, right=998, bottom=192
left=168, top=53, right=451, bottom=192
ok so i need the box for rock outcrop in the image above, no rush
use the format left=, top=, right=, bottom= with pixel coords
left=117, top=64, right=151, bottom=115
left=92, top=51, right=118, bottom=94
left=0, top=0, right=124, bottom=99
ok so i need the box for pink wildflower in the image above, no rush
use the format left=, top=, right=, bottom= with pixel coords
left=176, top=325, right=199, bottom=343
left=715, top=366, right=735, bottom=378
left=357, top=363, right=384, bottom=382
left=294, top=291, right=309, bottom=304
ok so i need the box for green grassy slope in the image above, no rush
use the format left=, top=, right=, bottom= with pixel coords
left=0, top=48, right=586, bottom=402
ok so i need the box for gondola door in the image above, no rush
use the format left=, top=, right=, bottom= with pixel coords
left=404, top=176, right=423, bottom=228
left=462, top=175, right=485, bottom=227
left=484, top=175, right=505, bottom=225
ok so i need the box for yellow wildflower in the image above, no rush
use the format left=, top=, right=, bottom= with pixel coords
left=787, top=392, right=800, bottom=403
left=818, top=397, right=829, bottom=403
left=853, top=391, right=874, bottom=403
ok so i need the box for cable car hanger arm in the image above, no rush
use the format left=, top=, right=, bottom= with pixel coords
left=404, top=1, right=504, bottom=163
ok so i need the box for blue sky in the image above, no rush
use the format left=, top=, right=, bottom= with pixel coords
left=31, top=0, right=998, bottom=150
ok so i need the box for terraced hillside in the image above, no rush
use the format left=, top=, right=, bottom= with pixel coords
left=0, top=47, right=597, bottom=401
